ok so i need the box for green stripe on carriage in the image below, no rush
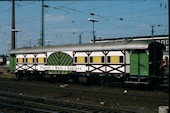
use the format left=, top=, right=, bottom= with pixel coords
left=47, top=52, right=73, bottom=73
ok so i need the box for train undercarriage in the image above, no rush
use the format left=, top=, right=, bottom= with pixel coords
left=15, top=67, right=169, bottom=90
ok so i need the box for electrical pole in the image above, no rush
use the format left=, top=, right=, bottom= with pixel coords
left=88, top=18, right=98, bottom=43
left=40, top=0, right=45, bottom=46
left=168, top=0, right=169, bottom=37
left=79, top=32, right=83, bottom=44
left=11, top=0, right=15, bottom=50
left=151, top=25, right=154, bottom=38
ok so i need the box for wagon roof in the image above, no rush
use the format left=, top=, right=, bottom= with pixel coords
left=10, top=40, right=156, bottom=54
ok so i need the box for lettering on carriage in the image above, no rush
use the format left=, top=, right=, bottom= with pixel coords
left=68, top=66, right=82, bottom=71
left=40, top=65, right=86, bottom=71
left=40, top=66, right=51, bottom=70
left=55, top=66, right=63, bottom=70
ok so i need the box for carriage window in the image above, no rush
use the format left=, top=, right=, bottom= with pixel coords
left=90, top=57, right=93, bottom=63
left=119, top=56, right=123, bottom=63
left=101, top=56, right=105, bottom=63
left=94, top=56, right=101, bottom=63
left=107, top=56, right=110, bottom=63
left=107, top=56, right=123, bottom=63
left=76, top=56, right=87, bottom=64
left=17, top=58, right=24, bottom=63
left=85, top=57, right=88, bottom=63
left=37, top=57, right=45, bottom=63
left=26, top=58, right=34, bottom=63
left=74, top=57, right=77, bottom=63
left=111, top=56, right=119, bottom=63
left=44, top=58, right=46, bottom=63
left=90, top=56, right=104, bottom=63
left=78, top=56, right=83, bottom=63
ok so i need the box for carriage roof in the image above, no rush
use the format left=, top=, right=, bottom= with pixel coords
left=10, top=40, right=157, bottom=54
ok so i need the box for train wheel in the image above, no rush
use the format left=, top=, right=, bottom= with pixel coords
left=148, top=79, right=159, bottom=90
left=48, top=75, right=56, bottom=84
left=16, top=73, right=23, bottom=81
left=26, top=74, right=33, bottom=80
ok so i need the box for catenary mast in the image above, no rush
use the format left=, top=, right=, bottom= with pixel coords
left=40, top=0, right=45, bottom=46
left=11, top=0, right=15, bottom=50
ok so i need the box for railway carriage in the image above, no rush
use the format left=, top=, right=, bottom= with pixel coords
left=9, top=40, right=165, bottom=85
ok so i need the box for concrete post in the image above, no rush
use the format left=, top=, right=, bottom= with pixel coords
left=158, top=106, right=169, bottom=113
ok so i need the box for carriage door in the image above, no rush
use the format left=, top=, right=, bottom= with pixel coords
left=10, top=54, right=16, bottom=73
left=130, top=50, right=149, bottom=77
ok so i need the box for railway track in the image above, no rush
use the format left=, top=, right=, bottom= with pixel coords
left=0, top=78, right=168, bottom=113
left=0, top=103, right=54, bottom=113
left=0, top=80, right=168, bottom=103
left=0, top=91, right=137, bottom=113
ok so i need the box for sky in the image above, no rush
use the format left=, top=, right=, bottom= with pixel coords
left=0, top=0, right=169, bottom=55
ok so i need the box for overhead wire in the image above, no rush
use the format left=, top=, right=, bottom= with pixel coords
left=0, top=0, right=168, bottom=46
left=39, top=0, right=168, bottom=39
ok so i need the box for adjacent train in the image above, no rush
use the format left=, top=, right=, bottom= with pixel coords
left=0, top=55, right=8, bottom=65
left=9, top=40, right=167, bottom=86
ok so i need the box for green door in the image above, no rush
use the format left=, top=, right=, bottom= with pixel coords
left=10, top=54, right=16, bottom=73
left=130, top=50, right=149, bottom=76
left=140, top=52, right=149, bottom=76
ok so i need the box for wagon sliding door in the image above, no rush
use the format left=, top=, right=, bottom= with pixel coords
left=130, top=50, right=149, bottom=77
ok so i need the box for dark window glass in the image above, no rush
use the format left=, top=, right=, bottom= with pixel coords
left=90, top=57, right=93, bottom=63
left=85, top=57, right=87, bottom=63
left=101, top=56, right=104, bottom=63
left=74, top=57, right=77, bottom=63
left=119, top=56, right=123, bottom=63
left=107, top=56, right=110, bottom=63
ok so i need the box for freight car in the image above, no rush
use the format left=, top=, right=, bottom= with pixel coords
left=9, top=40, right=167, bottom=86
